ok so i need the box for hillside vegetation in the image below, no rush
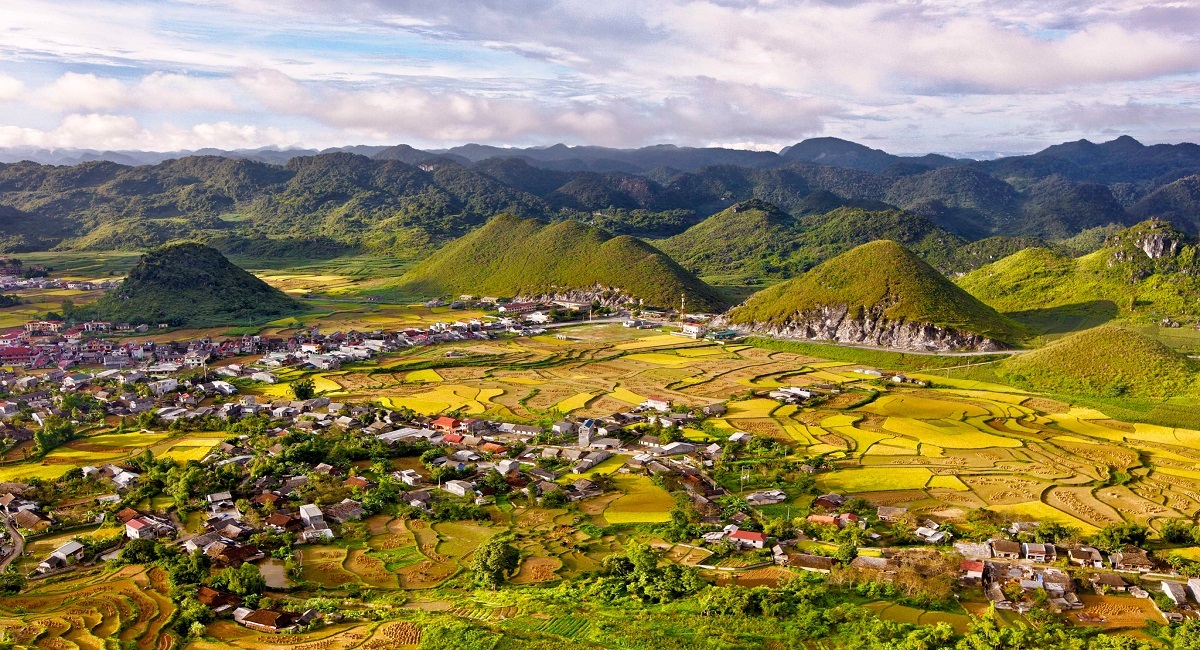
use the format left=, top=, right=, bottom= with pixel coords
left=4, top=135, right=1198, bottom=262
left=659, top=200, right=968, bottom=279
left=957, top=220, right=1200, bottom=323
left=728, top=240, right=1027, bottom=343
left=76, top=242, right=304, bottom=326
left=999, top=326, right=1200, bottom=398
left=378, top=215, right=727, bottom=311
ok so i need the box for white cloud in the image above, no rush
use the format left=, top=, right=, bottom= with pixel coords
left=0, top=74, right=24, bottom=102
left=37, top=73, right=127, bottom=111
left=2, top=0, right=1200, bottom=150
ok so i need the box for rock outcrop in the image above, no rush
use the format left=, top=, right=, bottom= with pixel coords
left=716, top=304, right=1007, bottom=352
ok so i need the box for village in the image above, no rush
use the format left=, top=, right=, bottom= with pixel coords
left=0, top=271, right=1197, bottom=640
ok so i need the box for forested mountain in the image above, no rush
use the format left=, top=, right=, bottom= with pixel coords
left=4, top=135, right=1200, bottom=272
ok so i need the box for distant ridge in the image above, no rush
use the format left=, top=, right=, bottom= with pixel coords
left=382, top=214, right=728, bottom=311
left=725, top=240, right=1027, bottom=351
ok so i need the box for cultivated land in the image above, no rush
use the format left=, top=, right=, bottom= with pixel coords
left=4, top=255, right=1200, bottom=649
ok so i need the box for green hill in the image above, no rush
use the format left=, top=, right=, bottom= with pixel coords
left=658, top=200, right=968, bottom=280
left=999, top=326, right=1200, bottom=398
left=380, top=215, right=727, bottom=311
left=957, top=220, right=1200, bottom=325
left=77, top=242, right=304, bottom=326
left=726, top=240, right=1026, bottom=349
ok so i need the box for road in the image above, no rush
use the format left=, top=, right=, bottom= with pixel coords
left=0, top=516, right=25, bottom=573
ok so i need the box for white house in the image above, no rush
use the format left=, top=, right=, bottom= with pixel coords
left=299, top=504, right=324, bottom=528
left=497, top=459, right=520, bottom=475
left=394, top=469, right=422, bottom=486
left=443, top=480, right=474, bottom=497
left=642, top=397, right=673, bottom=412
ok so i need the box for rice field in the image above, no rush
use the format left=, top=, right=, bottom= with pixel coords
left=603, top=475, right=674, bottom=523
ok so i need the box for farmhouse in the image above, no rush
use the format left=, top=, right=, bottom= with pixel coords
left=38, top=540, right=85, bottom=573
left=961, top=560, right=985, bottom=581
left=1162, top=581, right=1189, bottom=607
left=728, top=530, right=769, bottom=549
left=990, top=540, right=1022, bottom=560
left=1090, top=573, right=1129, bottom=593
left=1110, top=548, right=1155, bottom=573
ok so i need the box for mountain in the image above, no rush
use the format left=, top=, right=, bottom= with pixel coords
left=380, top=214, right=727, bottom=311
left=956, top=220, right=1200, bottom=330
left=724, top=240, right=1026, bottom=351
left=1129, top=175, right=1200, bottom=233
left=658, top=199, right=966, bottom=279
left=977, top=135, right=1200, bottom=185
left=780, top=137, right=963, bottom=173
left=998, top=326, right=1199, bottom=398
left=435, top=143, right=780, bottom=173
left=75, top=242, right=304, bottom=326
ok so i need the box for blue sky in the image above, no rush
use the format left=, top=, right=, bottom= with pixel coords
left=1, top=0, right=1199, bottom=153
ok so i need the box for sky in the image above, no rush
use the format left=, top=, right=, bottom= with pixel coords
left=1, top=0, right=1199, bottom=154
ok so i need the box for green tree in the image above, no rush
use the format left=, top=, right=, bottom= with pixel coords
left=290, top=378, right=316, bottom=400
left=210, top=562, right=266, bottom=597
left=0, top=568, right=24, bottom=595
left=471, top=537, right=520, bottom=590
left=1092, top=522, right=1149, bottom=553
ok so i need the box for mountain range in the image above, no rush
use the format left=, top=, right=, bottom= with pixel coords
left=5, top=136, right=1200, bottom=262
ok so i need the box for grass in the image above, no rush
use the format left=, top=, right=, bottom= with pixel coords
left=989, top=501, right=1099, bottom=534
left=729, top=240, right=1028, bottom=343
left=882, top=417, right=1022, bottom=449
left=368, top=214, right=727, bottom=311
left=603, top=475, right=674, bottom=523
left=819, top=467, right=934, bottom=492
left=998, top=325, right=1200, bottom=399
left=555, top=392, right=597, bottom=413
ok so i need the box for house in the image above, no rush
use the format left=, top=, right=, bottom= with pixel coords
left=324, top=499, right=365, bottom=523
left=1162, top=581, right=1189, bottom=607
left=877, top=506, right=908, bottom=522
left=125, top=517, right=158, bottom=539
left=991, top=540, right=1022, bottom=560
left=265, top=513, right=303, bottom=533
left=299, top=504, right=325, bottom=528
left=1110, top=548, right=1155, bottom=573
left=727, top=432, right=751, bottom=444
left=1068, top=546, right=1104, bottom=569
left=812, top=493, right=845, bottom=511
left=237, top=608, right=303, bottom=633
left=658, top=442, right=695, bottom=456
left=1023, top=542, right=1051, bottom=563
left=38, top=540, right=85, bottom=573
left=745, top=490, right=787, bottom=506
left=496, top=459, right=520, bottom=475
left=641, top=397, right=672, bottom=412
left=680, top=323, right=707, bottom=339
left=12, top=509, right=50, bottom=531
left=961, top=560, right=985, bottom=581
left=701, top=404, right=727, bottom=417
left=728, top=530, right=769, bottom=549
left=552, top=421, right=576, bottom=435
left=915, top=527, right=949, bottom=544
left=1091, top=573, right=1129, bottom=593
left=430, top=416, right=460, bottom=432
left=395, top=469, right=422, bottom=486
left=789, top=553, right=835, bottom=573
left=196, top=586, right=242, bottom=614
left=443, top=480, right=474, bottom=497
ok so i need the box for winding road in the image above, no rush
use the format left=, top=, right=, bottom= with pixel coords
left=0, top=517, right=24, bottom=573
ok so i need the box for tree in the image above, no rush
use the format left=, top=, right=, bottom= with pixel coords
left=0, top=568, right=24, bottom=595
left=1092, top=522, right=1149, bottom=552
left=210, top=562, right=266, bottom=597
left=1160, top=519, right=1195, bottom=544
left=471, top=538, right=520, bottom=590
left=290, top=378, right=316, bottom=401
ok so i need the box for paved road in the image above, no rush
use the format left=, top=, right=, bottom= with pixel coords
left=0, top=517, right=25, bottom=573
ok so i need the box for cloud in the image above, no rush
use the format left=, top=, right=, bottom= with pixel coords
left=2, top=0, right=1200, bottom=150
left=0, top=74, right=24, bottom=102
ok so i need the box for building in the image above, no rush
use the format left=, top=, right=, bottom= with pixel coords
left=299, top=504, right=324, bottom=528
left=1162, top=581, right=1189, bottom=607
left=728, top=530, right=769, bottom=549
left=680, top=323, right=707, bottom=339
left=991, top=540, right=1022, bottom=560
left=641, top=397, right=673, bottom=412
left=443, top=480, right=474, bottom=497
left=961, top=560, right=985, bottom=581
left=38, top=540, right=85, bottom=572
